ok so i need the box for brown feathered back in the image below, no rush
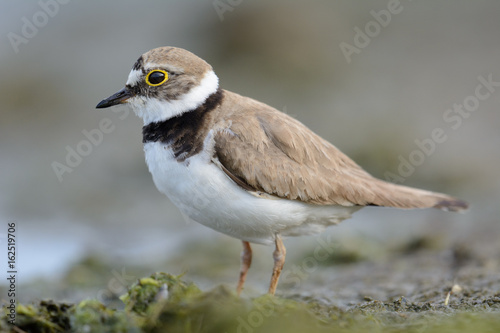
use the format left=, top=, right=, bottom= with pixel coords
left=214, top=91, right=468, bottom=212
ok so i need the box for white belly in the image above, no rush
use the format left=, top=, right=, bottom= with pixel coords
left=144, top=142, right=361, bottom=244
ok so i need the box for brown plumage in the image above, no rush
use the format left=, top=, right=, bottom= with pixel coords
left=213, top=90, right=468, bottom=212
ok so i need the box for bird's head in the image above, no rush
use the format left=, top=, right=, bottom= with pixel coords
left=96, top=46, right=219, bottom=125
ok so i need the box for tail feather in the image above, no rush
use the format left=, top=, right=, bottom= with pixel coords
left=367, top=179, right=469, bottom=213
left=434, top=198, right=469, bottom=212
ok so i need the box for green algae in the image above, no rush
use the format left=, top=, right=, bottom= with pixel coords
left=11, top=301, right=71, bottom=332
left=122, top=272, right=323, bottom=333
left=121, top=272, right=202, bottom=315
left=70, top=299, right=137, bottom=333
left=2, top=272, right=500, bottom=333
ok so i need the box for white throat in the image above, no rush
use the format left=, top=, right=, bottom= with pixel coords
left=129, top=70, right=219, bottom=125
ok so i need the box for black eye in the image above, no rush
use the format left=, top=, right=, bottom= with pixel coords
left=149, top=72, right=164, bottom=84
left=146, top=70, right=168, bottom=86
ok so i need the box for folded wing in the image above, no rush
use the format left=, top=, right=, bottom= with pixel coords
left=213, top=93, right=468, bottom=212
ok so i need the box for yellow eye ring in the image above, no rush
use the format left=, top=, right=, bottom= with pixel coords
left=145, top=70, right=168, bottom=86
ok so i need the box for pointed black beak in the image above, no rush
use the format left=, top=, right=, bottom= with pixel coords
left=96, top=87, right=134, bottom=109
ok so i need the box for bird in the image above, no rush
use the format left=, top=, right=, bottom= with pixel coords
left=96, top=46, right=468, bottom=296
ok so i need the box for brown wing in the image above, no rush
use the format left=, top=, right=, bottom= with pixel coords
left=213, top=91, right=468, bottom=212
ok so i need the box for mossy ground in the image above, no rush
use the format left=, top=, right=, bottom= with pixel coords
left=2, top=271, right=499, bottom=333
left=1, top=233, right=499, bottom=332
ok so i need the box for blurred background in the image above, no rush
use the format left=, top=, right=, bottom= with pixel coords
left=0, top=1, right=498, bottom=305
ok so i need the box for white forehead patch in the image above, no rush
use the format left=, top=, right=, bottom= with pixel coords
left=126, top=69, right=142, bottom=86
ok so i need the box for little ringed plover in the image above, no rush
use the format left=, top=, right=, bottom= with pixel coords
left=96, top=47, right=468, bottom=295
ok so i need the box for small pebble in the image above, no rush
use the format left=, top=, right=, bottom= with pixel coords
left=155, top=283, right=169, bottom=301
left=451, top=284, right=462, bottom=294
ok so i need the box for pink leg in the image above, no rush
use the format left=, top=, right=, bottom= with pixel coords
left=268, top=235, right=286, bottom=295
left=237, top=241, right=252, bottom=295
